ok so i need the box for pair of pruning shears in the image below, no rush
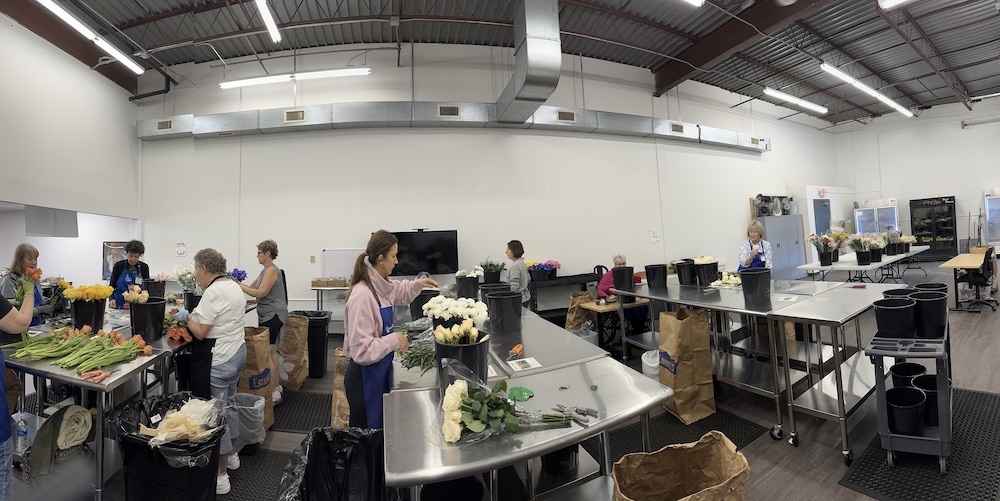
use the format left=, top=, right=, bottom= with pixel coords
left=553, top=404, right=598, bottom=425
left=507, top=344, right=523, bottom=361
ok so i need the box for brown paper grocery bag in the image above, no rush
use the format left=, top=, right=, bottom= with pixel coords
left=280, top=315, right=309, bottom=391
left=331, top=348, right=350, bottom=428
left=238, top=326, right=274, bottom=430
left=659, top=309, right=715, bottom=424
left=565, top=291, right=598, bottom=332
left=612, top=431, right=749, bottom=501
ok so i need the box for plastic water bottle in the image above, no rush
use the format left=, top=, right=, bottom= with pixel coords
left=15, top=417, right=28, bottom=455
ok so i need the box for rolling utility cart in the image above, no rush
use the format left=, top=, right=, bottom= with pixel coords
left=864, top=327, right=952, bottom=474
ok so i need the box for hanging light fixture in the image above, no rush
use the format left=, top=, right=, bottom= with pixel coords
left=220, top=67, right=372, bottom=89
left=763, top=87, right=828, bottom=114
left=821, top=63, right=914, bottom=117
left=255, top=0, right=282, bottom=43
left=34, top=0, right=144, bottom=75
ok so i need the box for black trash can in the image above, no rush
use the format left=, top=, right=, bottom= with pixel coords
left=117, top=392, right=226, bottom=501
left=292, top=310, right=332, bottom=378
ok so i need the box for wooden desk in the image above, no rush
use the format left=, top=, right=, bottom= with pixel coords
left=579, top=298, right=650, bottom=348
left=939, top=253, right=987, bottom=312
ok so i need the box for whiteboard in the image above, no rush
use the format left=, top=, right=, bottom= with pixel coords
left=323, top=248, right=365, bottom=279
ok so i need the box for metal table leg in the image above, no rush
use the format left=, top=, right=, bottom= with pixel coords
left=316, top=289, right=322, bottom=311
left=782, top=318, right=799, bottom=447
left=490, top=469, right=499, bottom=501
left=830, top=325, right=853, bottom=465
left=95, top=391, right=105, bottom=501
left=766, top=318, right=784, bottom=438
left=640, top=412, right=651, bottom=452
left=617, top=302, right=628, bottom=363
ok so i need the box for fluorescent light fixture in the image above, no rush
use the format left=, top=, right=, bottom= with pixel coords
left=255, top=0, right=282, bottom=43
left=821, top=63, right=913, bottom=118
left=763, top=87, right=828, bottom=114
left=220, top=68, right=371, bottom=89
left=292, top=68, right=372, bottom=80
left=970, top=91, right=1000, bottom=101
left=682, top=0, right=705, bottom=6
left=878, top=0, right=917, bottom=10
left=34, top=0, right=144, bottom=75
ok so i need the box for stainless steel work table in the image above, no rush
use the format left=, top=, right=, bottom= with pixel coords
left=3, top=344, right=168, bottom=501
left=612, top=280, right=821, bottom=440
left=768, top=282, right=898, bottom=466
left=383, top=356, right=673, bottom=499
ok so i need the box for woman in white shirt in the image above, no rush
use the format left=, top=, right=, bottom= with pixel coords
left=738, top=220, right=774, bottom=271
left=187, top=248, right=247, bottom=496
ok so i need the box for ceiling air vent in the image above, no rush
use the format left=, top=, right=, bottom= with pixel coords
left=284, top=109, right=306, bottom=123
left=438, top=105, right=460, bottom=117
left=216, top=132, right=235, bottom=137
left=557, top=110, right=576, bottom=122
left=670, top=123, right=684, bottom=134
left=155, top=119, right=173, bottom=132
left=751, top=137, right=760, bottom=145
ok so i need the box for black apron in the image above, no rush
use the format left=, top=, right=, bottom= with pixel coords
left=190, top=275, right=225, bottom=399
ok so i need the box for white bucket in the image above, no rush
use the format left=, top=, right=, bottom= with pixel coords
left=641, top=350, right=660, bottom=379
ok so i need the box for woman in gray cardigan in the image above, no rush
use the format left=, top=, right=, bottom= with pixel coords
left=506, top=240, right=530, bottom=306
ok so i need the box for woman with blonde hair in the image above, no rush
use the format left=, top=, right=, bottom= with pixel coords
left=738, top=220, right=773, bottom=270
left=0, top=244, right=55, bottom=329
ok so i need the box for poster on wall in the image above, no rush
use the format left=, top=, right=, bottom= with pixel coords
left=103, top=241, right=127, bottom=280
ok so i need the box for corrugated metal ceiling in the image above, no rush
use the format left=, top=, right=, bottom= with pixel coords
left=31, top=0, right=1000, bottom=125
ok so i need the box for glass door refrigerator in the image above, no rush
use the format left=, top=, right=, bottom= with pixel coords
left=986, top=195, right=1000, bottom=244
left=855, top=205, right=899, bottom=234
left=910, top=196, right=957, bottom=261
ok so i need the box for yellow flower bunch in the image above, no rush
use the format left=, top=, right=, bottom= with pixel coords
left=58, top=279, right=72, bottom=290
left=524, top=261, right=539, bottom=269
left=829, top=230, right=849, bottom=244
left=63, top=284, right=114, bottom=302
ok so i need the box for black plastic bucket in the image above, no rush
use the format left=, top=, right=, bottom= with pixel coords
left=142, top=280, right=166, bottom=299
left=410, top=289, right=439, bottom=319
left=645, top=264, right=668, bottom=291
left=184, top=292, right=202, bottom=312
left=130, top=298, right=166, bottom=341
left=71, top=299, right=106, bottom=331
left=435, top=340, right=489, bottom=397
left=674, top=260, right=696, bottom=286
left=694, top=262, right=719, bottom=287
left=889, top=362, right=926, bottom=388
left=883, top=288, right=916, bottom=299
left=873, top=298, right=916, bottom=338
left=871, top=248, right=883, bottom=262
left=486, top=291, right=522, bottom=332
left=612, top=267, right=635, bottom=303
left=912, top=374, right=944, bottom=427
left=856, top=251, right=872, bottom=266
left=483, top=271, right=502, bottom=284
left=910, top=291, right=948, bottom=339
left=455, top=276, right=479, bottom=300
left=914, top=282, right=948, bottom=293
left=739, top=268, right=771, bottom=303
left=479, top=283, right=509, bottom=304
left=541, top=444, right=579, bottom=475
left=886, top=386, right=926, bottom=435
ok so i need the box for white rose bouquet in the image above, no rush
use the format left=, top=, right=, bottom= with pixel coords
left=439, top=377, right=573, bottom=444
left=422, top=296, right=488, bottom=326
left=455, top=266, right=485, bottom=279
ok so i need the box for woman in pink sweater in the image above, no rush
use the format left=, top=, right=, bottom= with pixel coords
left=343, top=230, right=438, bottom=428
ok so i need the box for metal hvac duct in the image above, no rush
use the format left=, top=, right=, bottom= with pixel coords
left=494, top=0, right=561, bottom=124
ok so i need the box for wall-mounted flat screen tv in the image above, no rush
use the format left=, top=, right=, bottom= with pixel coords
left=391, top=230, right=459, bottom=276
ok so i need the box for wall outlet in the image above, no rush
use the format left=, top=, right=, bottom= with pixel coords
left=310, top=255, right=316, bottom=263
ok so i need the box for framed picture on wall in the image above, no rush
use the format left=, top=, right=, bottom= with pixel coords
left=103, top=241, right=128, bottom=281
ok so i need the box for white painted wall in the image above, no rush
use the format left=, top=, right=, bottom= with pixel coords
left=0, top=210, right=138, bottom=285
left=835, top=98, right=1000, bottom=247
left=0, top=13, right=140, bottom=218
left=131, top=43, right=838, bottom=309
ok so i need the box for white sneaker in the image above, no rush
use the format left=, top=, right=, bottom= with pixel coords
left=216, top=473, right=231, bottom=495
left=227, top=453, right=240, bottom=471
left=272, top=390, right=283, bottom=406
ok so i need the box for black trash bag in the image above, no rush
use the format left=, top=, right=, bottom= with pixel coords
left=117, top=391, right=226, bottom=466
left=278, top=427, right=403, bottom=501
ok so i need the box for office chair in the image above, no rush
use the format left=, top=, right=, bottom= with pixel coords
left=956, top=247, right=999, bottom=311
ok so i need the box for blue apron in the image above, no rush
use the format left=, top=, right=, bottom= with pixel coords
left=361, top=285, right=395, bottom=429
left=113, top=265, right=140, bottom=309
left=30, top=286, right=42, bottom=327
left=738, top=240, right=766, bottom=271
